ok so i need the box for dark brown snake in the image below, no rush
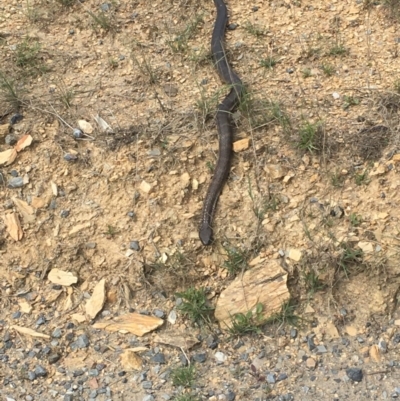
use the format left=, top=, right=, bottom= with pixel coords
left=199, top=0, right=243, bottom=246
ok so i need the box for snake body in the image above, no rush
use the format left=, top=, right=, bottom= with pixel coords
left=199, top=0, right=243, bottom=246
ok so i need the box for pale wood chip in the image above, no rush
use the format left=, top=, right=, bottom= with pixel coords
left=154, top=331, right=199, bottom=350
left=85, top=278, right=106, bottom=320
left=139, top=180, right=152, bottom=193
left=370, top=344, right=381, bottom=362
left=0, top=148, right=17, bottom=166
left=12, top=197, right=35, bottom=223
left=233, top=137, right=250, bottom=152
left=19, top=299, right=32, bottom=314
left=120, top=349, right=143, bottom=370
left=15, top=134, right=33, bottom=152
left=78, top=120, right=94, bottom=134
left=93, top=312, right=164, bottom=336
left=3, top=212, right=23, bottom=241
left=215, top=260, right=290, bottom=329
left=11, top=325, right=50, bottom=339
left=48, top=268, right=78, bottom=286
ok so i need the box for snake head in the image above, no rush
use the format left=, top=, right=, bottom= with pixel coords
left=199, top=225, right=213, bottom=246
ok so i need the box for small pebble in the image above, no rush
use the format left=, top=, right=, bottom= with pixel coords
left=151, top=353, right=166, bottom=364
left=227, top=23, right=238, bottom=30
left=10, top=113, right=23, bottom=124
left=34, top=365, right=48, bottom=377
left=129, top=241, right=140, bottom=251
left=73, top=129, right=84, bottom=139
left=5, top=134, right=18, bottom=145
left=206, top=334, right=218, bottom=349
left=60, top=210, right=70, bottom=218
left=8, top=177, right=24, bottom=188
left=153, top=309, right=164, bottom=318
left=266, top=373, right=276, bottom=384
left=64, top=153, right=78, bottom=162
left=215, top=351, right=227, bottom=363
left=193, top=352, right=207, bottom=363
left=346, top=367, right=363, bottom=382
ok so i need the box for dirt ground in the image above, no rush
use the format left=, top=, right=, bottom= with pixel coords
left=1, top=0, right=400, bottom=400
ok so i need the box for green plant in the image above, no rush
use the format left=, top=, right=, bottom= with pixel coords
left=223, top=245, right=248, bottom=276
left=329, top=44, right=348, bottom=56
left=132, top=54, right=158, bottom=84
left=302, top=68, right=312, bottom=78
left=173, top=395, right=199, bottom=401
left=266, top=301, right=300, bottom=327
left=268, top=101, right=292, bottom=133
left=349, top=213, right=362, bottom=227
left=56, top=80, right=75, bottom=108
left=25, top=0, right=41, bottom=22
left=342, top=95, right=359, bottom=110
left=14, top=38, right=48, bottom=75
left=303, top=271, right=325, bottom=295
left=228, top=303, right=264, bottom=336
left=175, top=287, right=214, bottom=324
left=338, top=242, right=363, bottom=277
left=394, top=79, right=400, bottom=94
left=260, top=56, right=278, bottom=69
left=171, top=365, right=196, bottom=388
left=244, top=21, right=265, bottom=37
left=56, top=0, right=75, bottom=5
left=167, top=14, right=203, bottom=53
left=104, top=225, right=118, bottom=237
left=88, top=10, right=115, bottom=32
left=0, top=72, right=23, bottom=110
left=321, top=63, right=335, bottom=76
left=297, top=121, right=322, bottom=152
left=354, top=169, right=370, bottom=186
left=330, top=171, right=346, bottom=187
left=248, top=178, right=279, bottom=221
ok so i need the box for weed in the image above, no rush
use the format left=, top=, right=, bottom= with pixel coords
left=167, top=14, right=203, bottom=53
left=338, top=242, right=363, bottom=277
left=173, top=395, right=199, bottom=401
left=223, top=245, right=248, bottom=276
left=132, top=54, right=158, bottom=84
left=206, top=161, right=214, bottom=173
left=321, top=64, right=335, bottom=76
left=88, top=10, right=115, bottom=33
left=268, top=101, right=292, bottom=134
left=303, top=270, right=325, bottom=295
left=354, top=169, right=370, bottom=186
left=329, top=44, right=348, bottom=56
left=14, top=38, right=48, bottom=75
left=56, top=80, right=75, bottom=108
left=394, top=79, right=400, bottom=94
left=302, top=46, right=321, bottom=60
left=25, top=0, right=41, bottom=22
left=195, top=86, right=221, bottom=125
left=56, top=0, right=75, bottom=6
left=349, top=213, right=362, bottom=227
left=244, top=21, right=266, bottom=37
left=248, top=178, right=280, bottom=221
left=382, top=0, right=400, bottom=19
left=228, top=303, right=264, bottom=336
left=108, top=58, right=119, bottom=69
left=171, top=365, right=195, bottom=388
left=175, top=287, right=214, bottom=324
left=302, top=68, right=312, bottom=78
left=266, top=301, right=300, bottom=327
left=330, top=171, right=346, bottom=187
left=342, top=95, right=359, bottom=110
left=260, top=56, right=278, bottom=69
left=297, top=121, right=322, bottom=153
left=0, top=72, right=23, bottom=110
left=104, top=225, right=118, bottom=237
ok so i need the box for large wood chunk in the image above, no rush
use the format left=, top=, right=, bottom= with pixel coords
left=215, top=260, right=290, bottom=329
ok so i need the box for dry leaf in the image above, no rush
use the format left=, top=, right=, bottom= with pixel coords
left=120, top=349, right=143, bottom=370
left=3, top=212, right=23, bottom=241
left=85, top=279, right=106, bottom=320
left=11, top=325, right=50, bottom=339
left=93, top=312, right=163, bottom=336
left=0, top=148, right=17, bottom=166
left=48, top=268, right=78, bottom=286
left=12, top=197, right=35, bottom=223
left=15, top=134, right=33, bottom=152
